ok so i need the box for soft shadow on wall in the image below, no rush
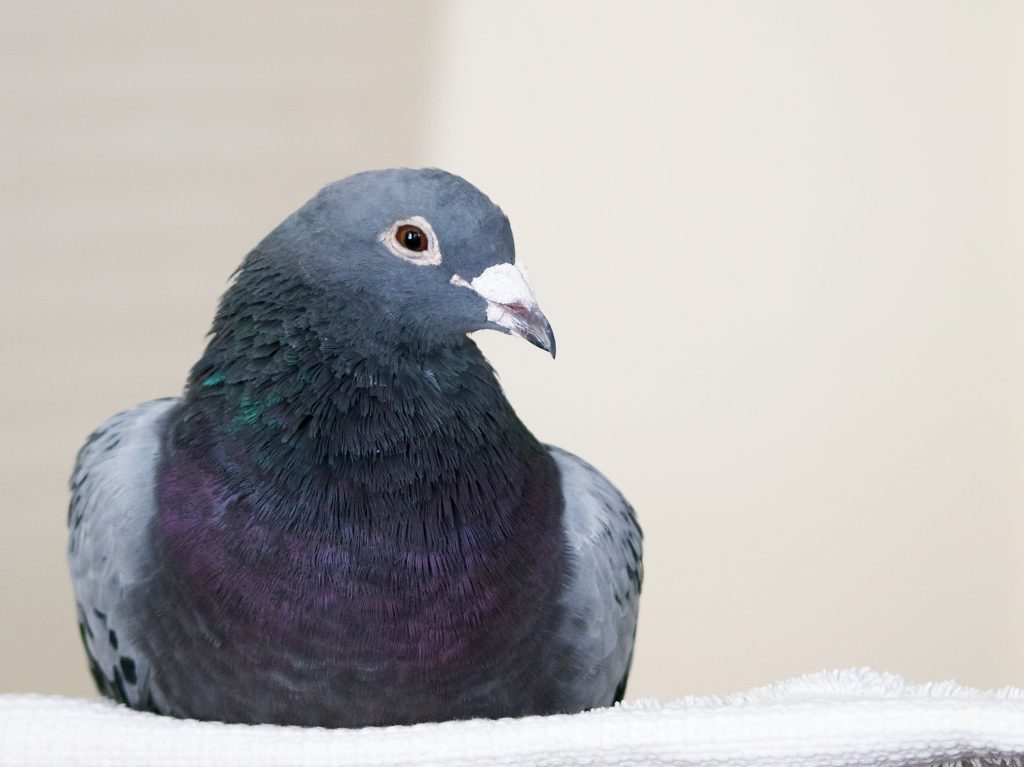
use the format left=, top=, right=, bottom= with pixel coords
left=1, top=1, right=444, bottom=697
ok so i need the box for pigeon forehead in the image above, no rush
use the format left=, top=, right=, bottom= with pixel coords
left=321, top=169, right=510, bottom=231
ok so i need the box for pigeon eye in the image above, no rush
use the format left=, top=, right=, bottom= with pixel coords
left=380, top=216, right=442, bottom=266
left=396, top=225, right=427, bottom=252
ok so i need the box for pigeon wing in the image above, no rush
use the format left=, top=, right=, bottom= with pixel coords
left=67, top=397, right=178, bottom=710
left=548, top=445, right=643, bottom=707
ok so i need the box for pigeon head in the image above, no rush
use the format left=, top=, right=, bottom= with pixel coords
left=248, top=168, right=555, bottom=357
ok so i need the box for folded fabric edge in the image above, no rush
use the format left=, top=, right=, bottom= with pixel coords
left=622, top=667, right=1024, bottom=711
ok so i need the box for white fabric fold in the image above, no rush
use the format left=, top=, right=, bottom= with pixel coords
left=1, top=669, right=1021, bottom=767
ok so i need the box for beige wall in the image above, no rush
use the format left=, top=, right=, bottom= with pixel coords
left=2, top=1, right=1021, bottom=702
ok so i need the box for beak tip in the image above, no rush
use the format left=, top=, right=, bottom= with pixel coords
left=525, top=331, right=555, bottom=358
left=530, top=319, right=556, bottom=359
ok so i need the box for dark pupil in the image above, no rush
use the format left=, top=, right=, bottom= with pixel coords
left=403, top=229, right=423, bottom=250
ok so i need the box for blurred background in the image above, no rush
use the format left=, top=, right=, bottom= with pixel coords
left=2, top=1, right=1022, bottom=701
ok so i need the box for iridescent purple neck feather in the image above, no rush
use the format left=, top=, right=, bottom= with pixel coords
left=138, top=244, right=571, bottom=726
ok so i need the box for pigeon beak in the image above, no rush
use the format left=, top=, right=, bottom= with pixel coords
left=512, top=304, right=556, bottom=357
left=450, top=263, right=556, bottom=358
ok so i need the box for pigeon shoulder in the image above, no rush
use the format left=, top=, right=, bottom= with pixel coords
left=546, top=444, right=643, bottom=707
left=67, top=397, right=179, bottom=709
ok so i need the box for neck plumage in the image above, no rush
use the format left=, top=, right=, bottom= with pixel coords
left=168, top=274, right=548, bottom=540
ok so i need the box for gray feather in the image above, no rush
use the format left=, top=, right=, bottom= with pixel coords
left=548, top=445, right=643, bottom=706
left=68, top=398, right=178, bottom=710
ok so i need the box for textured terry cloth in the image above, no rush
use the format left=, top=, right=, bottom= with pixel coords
left=0, top=669, right=1021, bottom=767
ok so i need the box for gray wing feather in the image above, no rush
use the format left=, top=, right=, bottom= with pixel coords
left=68, top=397, right=178, bottom=709
left=548, top=445, right=643, bottom=707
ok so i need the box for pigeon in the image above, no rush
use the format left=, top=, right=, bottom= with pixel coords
left=68, top=168, right=642, bottom=728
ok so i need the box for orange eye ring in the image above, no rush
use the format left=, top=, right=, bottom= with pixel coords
left=395, top=224, right=428, bottom=252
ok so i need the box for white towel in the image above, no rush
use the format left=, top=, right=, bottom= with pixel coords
left=1, top=669, right=1021, bottom=766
